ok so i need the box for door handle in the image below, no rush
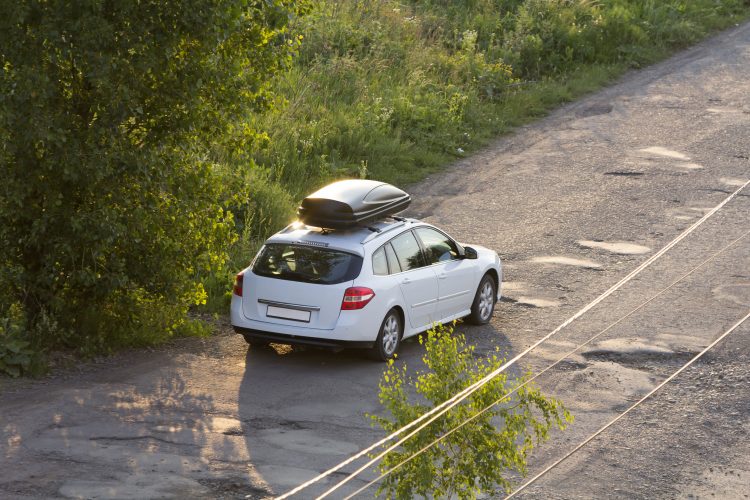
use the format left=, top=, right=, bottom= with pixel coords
left=438, top=273, right=448, bottom=280
left=401, top=278, right=412, bottom=285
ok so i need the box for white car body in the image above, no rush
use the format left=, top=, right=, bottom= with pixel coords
left=230, top=218, right=502, bottom=354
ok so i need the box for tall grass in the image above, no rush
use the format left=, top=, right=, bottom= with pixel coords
left=203, top=0, right=748, bottom=312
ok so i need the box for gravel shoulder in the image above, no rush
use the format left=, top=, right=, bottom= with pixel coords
left=2, top=22, right=750, bottom=500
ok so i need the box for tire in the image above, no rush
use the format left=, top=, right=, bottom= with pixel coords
left=242, top=334, right=268, bottom=349
left=370, top=309, right=402, bottom=362
left=468, top=274, right=496, bottom=325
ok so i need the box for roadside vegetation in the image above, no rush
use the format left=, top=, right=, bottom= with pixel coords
left=370, top=323, right=571, bottom=498
left=210, top=0, right=749, bottom=309
left=0, top=0, right=307, bottom=375
left=0, top=0, right=747, bottom=376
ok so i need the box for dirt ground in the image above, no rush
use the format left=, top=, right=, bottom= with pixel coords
left=2, top=21, right=749, bottom=500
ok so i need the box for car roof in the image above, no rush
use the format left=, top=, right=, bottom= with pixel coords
left=266, top=218, right=425, bottom=255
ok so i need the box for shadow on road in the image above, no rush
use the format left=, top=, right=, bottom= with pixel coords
left=0, top=365, right=260, bottom=498
left=236, top=320, right=519, bottom=496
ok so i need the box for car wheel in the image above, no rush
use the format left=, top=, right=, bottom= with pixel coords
left=370, top=309, right=402, bottom=362
left=468, top=274, right=496, bottom=325
left=242, top=334, right=268, bottom=349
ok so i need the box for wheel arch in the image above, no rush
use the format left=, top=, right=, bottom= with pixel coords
left=389, top=305, right=406, bottom=339
left=484, top=268, right=499, bottom=291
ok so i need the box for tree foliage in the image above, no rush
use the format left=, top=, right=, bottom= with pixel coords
left=0, top=0, right=305, bottom=363
left=371, top=323, right=572, bottom=499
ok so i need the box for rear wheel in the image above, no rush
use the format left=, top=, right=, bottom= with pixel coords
left=370, top=309, right=402, bottom=361
left=468, top=274, right=496, bottom=325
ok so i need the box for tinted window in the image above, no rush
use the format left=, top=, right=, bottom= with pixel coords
left=385, top=243, right=401, bottom=274
left=253, top=244, right=362, bottom=284
left=390, top=231, right=426, bottom=271
left=416, top=227, right=459, bottom=265
left=372, top=247, right=389, bottom=276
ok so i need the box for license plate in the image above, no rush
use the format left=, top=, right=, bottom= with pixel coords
left=266, top=305, right=311, bottom=323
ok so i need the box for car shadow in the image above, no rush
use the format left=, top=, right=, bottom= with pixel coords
left=236, top=318, right=522, bottom=497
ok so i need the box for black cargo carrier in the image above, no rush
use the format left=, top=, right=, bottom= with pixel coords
left=297, top=180, right=411, bottom=230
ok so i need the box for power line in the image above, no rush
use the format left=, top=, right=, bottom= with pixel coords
left=306, top=180, right=750, bottom=499
left=276, top=179, right=748, bottom=500
left=342, top=228, right=750, bottom=499
left=506, top=308, right=750, bottom=498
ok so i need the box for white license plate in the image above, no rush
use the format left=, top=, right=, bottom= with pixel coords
left=266, top=305, right=311, bottom=323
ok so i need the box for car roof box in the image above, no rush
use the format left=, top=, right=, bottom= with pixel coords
left=297, top=179, right=411, bottom=230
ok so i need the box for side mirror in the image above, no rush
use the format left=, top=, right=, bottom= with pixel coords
left=463, top=246, right=478, bottom=260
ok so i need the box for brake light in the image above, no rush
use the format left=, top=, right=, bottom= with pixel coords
left=341, top=287, right=375, bottom=310
left=233, top=273, right=244, bottom=296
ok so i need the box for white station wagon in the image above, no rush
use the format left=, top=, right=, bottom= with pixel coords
left=231, top=180, right=502, bottom=360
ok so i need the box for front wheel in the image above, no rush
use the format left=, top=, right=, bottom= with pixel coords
left=468, top=274, right=496, bottom=325
left=370, top=309, right=402, bottom=362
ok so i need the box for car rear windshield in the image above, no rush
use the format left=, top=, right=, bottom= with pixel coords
left=252, top=244, right=363, bottom=285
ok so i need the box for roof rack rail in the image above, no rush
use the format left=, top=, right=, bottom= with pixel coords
left=360, top=219, right=408, bottom=244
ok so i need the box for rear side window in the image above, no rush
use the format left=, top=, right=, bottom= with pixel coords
left=416, top=227, right=460, bottom=265
left=253, top=244, right=362, bottom=284
left=372, top=247, right=389, bottom=276
left=385, top=243, right=401, bottom=274
left=390, top=231, right=426, bottom=271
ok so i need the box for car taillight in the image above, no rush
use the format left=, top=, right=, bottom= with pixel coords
left=233, top=273, right=244, bottom=296
left=341, top=287, right=375, bottom=310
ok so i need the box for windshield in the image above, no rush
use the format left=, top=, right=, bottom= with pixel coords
left=252, top=244, right=363, bottom=285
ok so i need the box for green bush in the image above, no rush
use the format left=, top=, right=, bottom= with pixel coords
left=0, top=304, right=44, bottom=377
left=370, top=323, right=571, bottom=498
left=0, top=1, right=306, bottom=359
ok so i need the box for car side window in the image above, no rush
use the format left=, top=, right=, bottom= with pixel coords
left=372, top=247, right=389, bottom=276
left=384, top=243, right=401, bottom=274
left=415, top=227, right=459, bottom=265
left=390, top=231, right=426, bottom=271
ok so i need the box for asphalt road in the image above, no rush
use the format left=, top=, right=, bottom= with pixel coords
left=2, top=21, right=749, bottom=500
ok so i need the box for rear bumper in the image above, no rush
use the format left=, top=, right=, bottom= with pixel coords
left=234, top=326, right=373, bottom=349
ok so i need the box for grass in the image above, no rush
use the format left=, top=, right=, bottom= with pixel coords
left=201, top=0, right=750, bottom=313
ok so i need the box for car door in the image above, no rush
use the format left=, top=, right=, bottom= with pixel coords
left=389, top=231, right=438, bottom=329
left=415, top=227, right=476, bottom=320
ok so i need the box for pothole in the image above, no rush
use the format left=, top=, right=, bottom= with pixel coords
left=712, top=283, right=750, bottom=306
left=582, top=339, right=697, bottom=367
left=209, top=417, right=243, bottom=435
left=638, top=146, right=690, bottom=161
left=151, top=425, right=184, bottom=433
left=501, top=281, right=527, bottom=293
left=673, top=162, right=703, bottom=170
left=720, top=177, right=748, bottom=187
left=515, top=297, right=561, bottom=308
left=666, top=206, right=713, bottom=221
left=604, top=171, right=644, bottom=177
left=576, top=103, right=613, bottom=117
left=577, top=240, right=651, bottom=255
left=198, top=478, right=269, bottom=497
left=256, top=429, right=359, bottom=456
left=530, top=256, right=602, bottom=269
left=706, top=107, right=743, bottom=114
left=552, top=360, right=589, bottom=371
left=582, top=349, right=696, bottom=366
